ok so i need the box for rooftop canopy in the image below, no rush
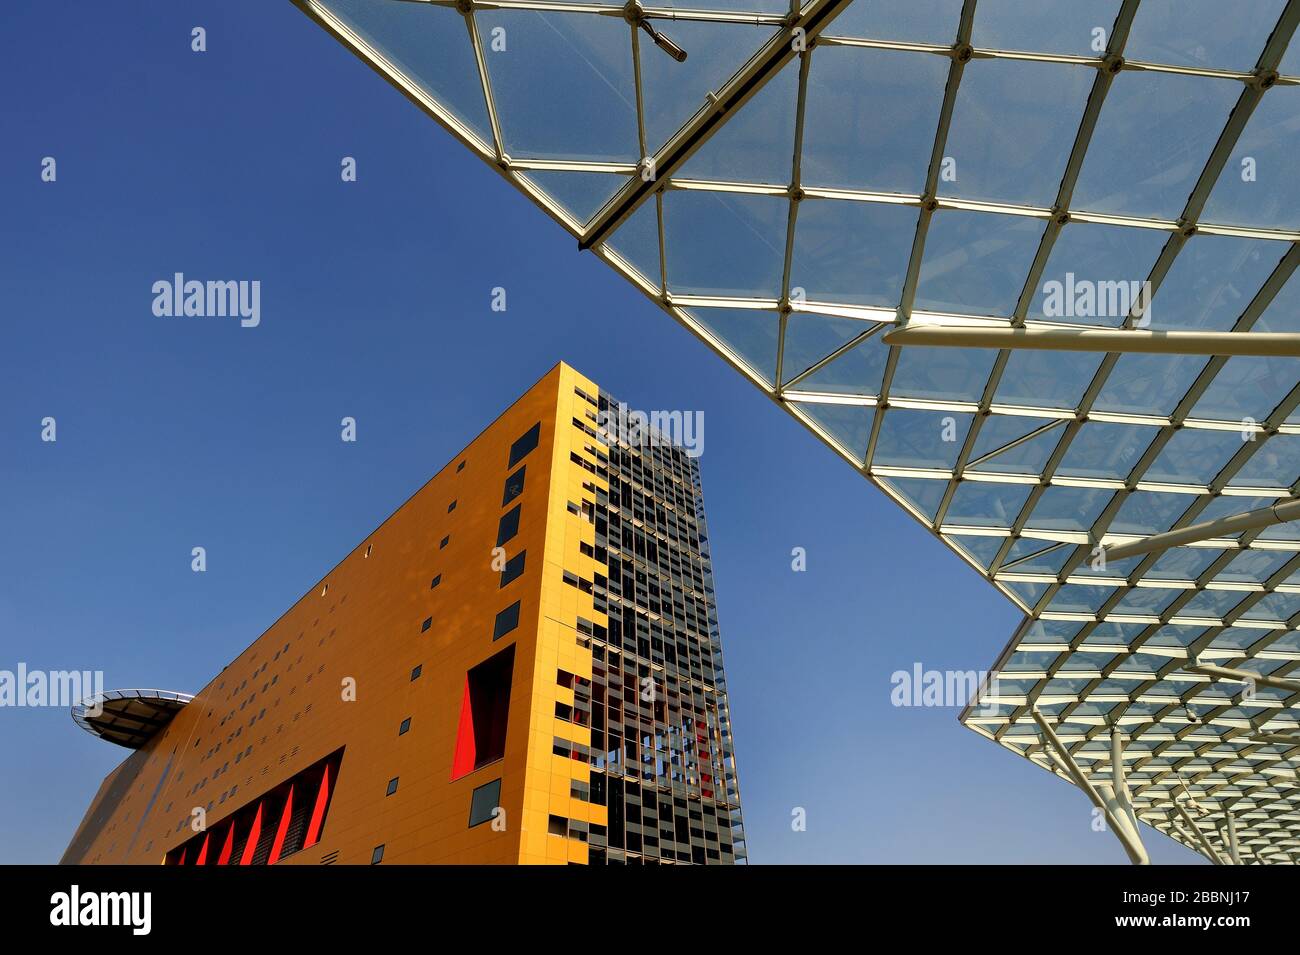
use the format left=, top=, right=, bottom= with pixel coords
left=72, top=689, right=194, bottom=749
left=292, top=0, right=1300, bottom=863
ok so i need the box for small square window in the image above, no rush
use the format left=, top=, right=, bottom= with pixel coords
left=493, top=601, right=521, bottom=641
left=508, top=422, right=541, bottom=468
left=410, top=664, right=423, bottom=681
left=468, top=778, right=502, bottom=828
left=421, top=617, right=432, bottom=633
left=448, top=500, right=457, bottom=513
left=430, top=575, right=442, bottom=589
left=371, top=844, right=385, bottom=864
left=440, top=535, right=450, bottom=549
left=502, top=466, right=526, bottom=507
left=499, top=551, right=526, bottom=588
left=548, top=814, right=568, bottom=836
left=386, top=777, right=399, bottom=796
left=398, top=718, right=411, bottom=736
left=497, top=504, right=521, bottom=547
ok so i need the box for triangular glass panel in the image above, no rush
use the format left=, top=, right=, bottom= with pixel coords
left=790, top=401, right=874, bottom=463
left=687, top=308, right=780, bottom=387
left=520, top=171, right=631, bottom=227
left=967, top=415, right=1062, bottom=475
left=794, top=324, right=891, bottom=396
left=781, top=314, right=880, bottom=387
left=604, top=196, right=660, bottom=290
left=877, top=475, right=948, bottom=524
left=320, top=0, right=493, bottom=148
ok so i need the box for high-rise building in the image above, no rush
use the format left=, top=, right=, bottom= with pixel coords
left=61, top=363, right=746, bottom=865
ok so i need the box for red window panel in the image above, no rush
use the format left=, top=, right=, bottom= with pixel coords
left=238, top=803, right=264, bottom=866
left=267, top=785, right=295, bottom=865
left=303, top=762, right=333, bottom=850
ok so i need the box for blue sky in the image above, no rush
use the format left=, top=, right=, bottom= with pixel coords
left=0, top=0, right=1202, bottom=864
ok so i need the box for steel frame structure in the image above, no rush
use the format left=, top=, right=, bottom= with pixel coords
left=292, top=0, right=1300, bottom=863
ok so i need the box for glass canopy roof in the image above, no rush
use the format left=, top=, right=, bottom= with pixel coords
left=293, top=0, right=1300, bottom=863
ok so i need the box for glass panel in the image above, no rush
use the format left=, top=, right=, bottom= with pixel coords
left=1092, top=352, right=1209, bottom=418
left=1003, top=540, right=1073, bottom=574
left=664, top=190, right=786, bottom=296
left=1214, top=548, right=1293, bottom=584
left=791, top=401, right=874, bottom=461
left=1144, top=547, right=1223, bottom=581
left=949, top=534, right=1005, bottom=570
left=1109, top=490, right=1194, bottom=535
left=878, top=475, right=948, bottom=522
left=793, top=325, right=891, bottom=395
left=875, top=409, right=973, bottom=469
left=321, top=0, right=492, bottom=147
left=945, top=481, right=1033, bottom=528
left=968, top=415, right=1060, bottom=475
left=972, top=0, right=1122, bottom=56
left=915, top=210, right=1044, bottom=317
left=1048, top=583, right=1115, bottom=614
left=993, top=350, right=1104, bottom=410
left=605, top=197, right=660, bottom=287
left=478, top=10, right=638, bottom=161
left=1125, top=0, right=1288, bottom=72
left=1056, top=422, right=1158, bottom=481
left=826, top=0, right=966, bottom=44
left=1144, top=428, right=1244, bottom=486
left=789, top=199, right=917, bottom=306
left=1025, top=486, right=1113, bottom=532
left=1202, top=88, right=1300, bottom=231
left=1072, top=71, right=1240, bottom=220
left=1228, top=434, right=1300, bottom=489
left=1177, top=588, right=1249, bottom=619
left=1255, top=268, right=1300, bottom=334
left=687, top=308, right=780, bottom=386
left=1029, top=224, right=1166, bottom=326
left=676, top=56, right=797, bottom=186
left=640, top=21, right=779, bottom=158
left=781, top=315, right=880, bottom=386
left=1189, top=355, right=1297, bottom=423
left=1147, top=235, right=1285, bottom=332
left=944, top=58, right=1094, bottom=207
left=521, top=171, right=630, bottom=226
left=890, top=344, right=999, bottom=403
left=1110, top=586, right=1182, bottom=616
left=801, top=46, right=948, bottom=196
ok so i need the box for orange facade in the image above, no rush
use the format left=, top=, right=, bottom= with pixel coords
left=64, top=363, right=608, bottom=864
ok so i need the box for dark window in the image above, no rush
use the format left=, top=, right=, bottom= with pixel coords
left=448, top=500, right=457, bottom=513
left=468, top=778, right=502, bottom=828
left=451, top=644, right=515, bottom=778
left=508, top=423, right=541, bottom=468
left=502, top=466, right=526, bottom=507
left=493, top=601, right=521, bottom=641
left=440, top=535, right=450, bottom=549
left=430, top=575, right=441, bottom=589
left=398, top=718, right=411, bottom=736
left=421, top=617, right=432, bottom=633
left=548, top=814, right=568, bottom=836
left=386, top=777, right=399, bottom=796
left=410, top=665, right=423, bottom=681
left=371, top=844, right=385, bottom=865
left=499, top=551, right=526, bottom=588
left=497, top=504, right=521, bottom=547
left=456, top=460, right=466, bottom=472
